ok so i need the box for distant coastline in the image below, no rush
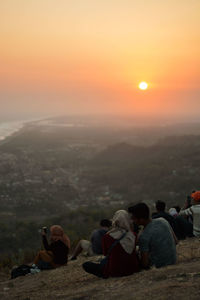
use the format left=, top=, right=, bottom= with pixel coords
left=0, top=117, right=86, bottom=146
left=0, top=118, right=44, bottom=143
left=0, top=121, right=26, bottom=141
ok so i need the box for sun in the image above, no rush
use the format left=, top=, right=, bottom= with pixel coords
left=138, top=81, right=148, bottom=90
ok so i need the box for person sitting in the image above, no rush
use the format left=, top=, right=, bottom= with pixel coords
left=82, top=210, right=139, bottom=278
left=128, top=203, right=177, bottom=269
left=169, top=207, right=193, bottom=239
left=70, top=219, right=112, bottom=260
left=152, top=200, right=179, bottom=236
left=173, top=205, right=181, bottom=213
left=179, top=191, right=200, bottom=237
left=34, top=225, right=70, bottom=269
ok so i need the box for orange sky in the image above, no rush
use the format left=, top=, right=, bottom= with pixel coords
left=0, top=0, right=199, bottom=119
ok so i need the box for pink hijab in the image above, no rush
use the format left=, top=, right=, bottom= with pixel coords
left=50, top=225, right=70, bottom=249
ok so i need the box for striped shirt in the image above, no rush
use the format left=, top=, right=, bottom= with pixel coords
left=180, top=205, right=200, bottom=237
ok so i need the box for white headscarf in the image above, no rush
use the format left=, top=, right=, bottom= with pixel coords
left=107, top=210, right=135, bottom=254
left=169, top=208, right=178, bottom=218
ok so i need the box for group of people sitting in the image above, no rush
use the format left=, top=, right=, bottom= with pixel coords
left=32, top=190, right=200, bottom=279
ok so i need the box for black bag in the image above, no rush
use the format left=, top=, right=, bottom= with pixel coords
left=11, top=264, right=31, bottom=279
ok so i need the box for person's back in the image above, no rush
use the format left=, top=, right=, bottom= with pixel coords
left=102, top=232, right=139, bottom=278
left=152, top=200, right=178, bottom=237
left=70, top=219, right=112, bottom=260
left=82, top=210, right=139, bottom=278
left=91, top=228, right=108, bottom=254
left=174, top=215, right=193, bottom=239
left=179, top=191, right=200, bottom=237
left=139, top=218, right=176, bottom=268
left=180, top=204, right=200, bottom=237
left=152, top=211, right=176, bottom=228
left=129, top=203, right=177, bottom=269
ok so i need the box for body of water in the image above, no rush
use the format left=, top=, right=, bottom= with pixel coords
left=0, top=121, right=26, bottom=141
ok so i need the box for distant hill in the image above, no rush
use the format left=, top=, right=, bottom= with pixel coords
left=85, top=135, right=200, bottom=207
left=0, top=123, right=200, bottom=215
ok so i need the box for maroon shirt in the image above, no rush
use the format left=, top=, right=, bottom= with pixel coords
left=102, top=234, right=139, bottom=278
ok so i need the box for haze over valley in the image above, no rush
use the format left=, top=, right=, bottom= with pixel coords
left=1, top=116, right=200, bottom=223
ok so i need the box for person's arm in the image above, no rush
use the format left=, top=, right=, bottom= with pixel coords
left=140, top=252, right=150, bottom=269
left=179, top=206, right=193, bottom=217
left=170, top=227, right=178, bottom=245
left=138, top=235, right=150, bottom=269
left=160, top=217, right=178, bottom=245
left=183, top=196, right=192, bottom=209
left=65, top=235, right=71, bottom=249
left=42, top=231, right=51, bottom=251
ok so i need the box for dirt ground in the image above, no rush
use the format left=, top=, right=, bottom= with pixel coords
left=0, top=238, right=200, bottom=300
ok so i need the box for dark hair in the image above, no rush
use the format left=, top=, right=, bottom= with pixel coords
left=100, top=219, right=112, bottom=228
left=155, top=200, right=166, bottom=212
left=173, top=205, right=181, bottom=213
left=128, top=203, right=150, bottom=219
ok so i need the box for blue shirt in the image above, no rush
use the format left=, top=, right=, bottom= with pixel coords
left=91, top=228, right=107, bottom=254
left=139, top=218, right=176, bottom=268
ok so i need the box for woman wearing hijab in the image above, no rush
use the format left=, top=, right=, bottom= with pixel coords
left=34, top=225, right=70, bottom=269
left=82, top=210, right=139, bottom=278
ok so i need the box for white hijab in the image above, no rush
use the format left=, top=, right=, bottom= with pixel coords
left=169, top=208, right=178, bottom=217
left=107, top=210, right=135, bottom=254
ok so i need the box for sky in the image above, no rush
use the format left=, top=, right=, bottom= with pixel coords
left=0, top=0, right=199, bottom=121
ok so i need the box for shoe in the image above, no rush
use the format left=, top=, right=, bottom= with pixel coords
left=30, top=267, right=40, bottom=274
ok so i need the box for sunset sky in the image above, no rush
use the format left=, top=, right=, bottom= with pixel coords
left=0, top=0, right=199, bottom=120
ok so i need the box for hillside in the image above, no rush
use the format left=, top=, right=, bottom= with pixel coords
left=85, top=135, right=200, bottom=206
left=1, top=238, right=200, bottom=300
left=1, top=123, right=200, bottom=259
left=1, top=124, right=200, bottom=219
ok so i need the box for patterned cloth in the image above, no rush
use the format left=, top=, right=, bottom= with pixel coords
left=180, top=205, right=200, bottom=237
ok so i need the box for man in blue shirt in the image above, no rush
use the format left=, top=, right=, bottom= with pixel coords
left=70, top=219, right=112, bottom=260
left=128, top=203, right=177, bottom=269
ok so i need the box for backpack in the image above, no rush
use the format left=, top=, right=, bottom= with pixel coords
left=11, top=264, right=31, bottom=279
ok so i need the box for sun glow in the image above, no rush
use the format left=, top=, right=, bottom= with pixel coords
left=139, top=82, right=148, bottom=90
